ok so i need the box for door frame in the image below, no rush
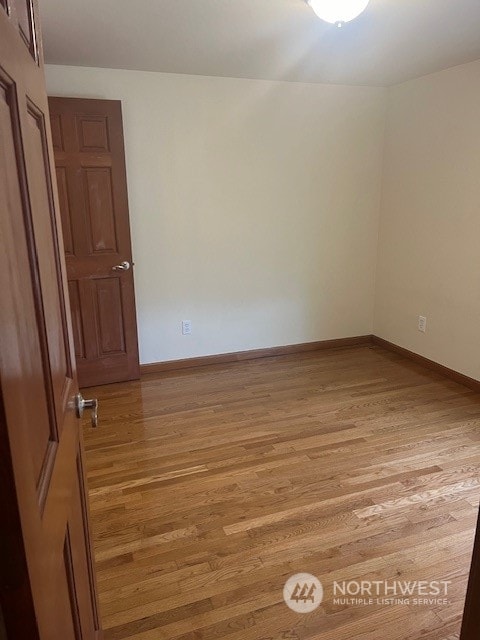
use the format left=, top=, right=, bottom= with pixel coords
left=460, top=506, right=480, bottom=640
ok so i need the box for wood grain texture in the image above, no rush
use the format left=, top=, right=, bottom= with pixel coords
left=84, top=345, right=480, bottom=640
left=48, top=96, right=140, bottom=388
left=1, top=2, right=101, bottom=637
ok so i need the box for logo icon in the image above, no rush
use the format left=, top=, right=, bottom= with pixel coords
left=283, top=573, right=323, bottom=613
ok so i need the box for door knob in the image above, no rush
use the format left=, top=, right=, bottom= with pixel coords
left=112, top=260, right=130, bottom=271
left=75, top=393, right=98, bottom=428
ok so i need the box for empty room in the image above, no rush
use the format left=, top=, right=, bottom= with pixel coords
left=1, top=1, right=480, bottom=639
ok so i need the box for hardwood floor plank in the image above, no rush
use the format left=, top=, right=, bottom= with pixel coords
left=82, top=346, right=480, bottom=639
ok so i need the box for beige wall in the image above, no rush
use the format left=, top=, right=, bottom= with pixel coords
left=374, top=60, right=480, bottom=381
left=46, top=65, right=387, bottom=364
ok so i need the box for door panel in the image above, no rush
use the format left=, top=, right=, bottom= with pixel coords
left=69, top=280, right=87, bottom=360
left=50, top=111, right=64, bottom=149
left=56, top=166, right=75, bottom=256
left=24, top=101, right=72, bottom=404
left=0, top=74, right=54, bottom=494
left=49, top=97, right=140, bottom=387
left=0, top=3, right=101, bottom=639
left=76, top=115, right=109, bottom=152
left=84, top=167, right=118, bottom=254
left=66, top=453, right=98, bottom=640
left=94, top=277, right=126, bottom=354
left=16, top=0, right=36, bottom=56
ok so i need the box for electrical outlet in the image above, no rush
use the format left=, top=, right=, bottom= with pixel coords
left=418, top=316, right=427, bottom=333
left=182, top=320, right=192, bottom=335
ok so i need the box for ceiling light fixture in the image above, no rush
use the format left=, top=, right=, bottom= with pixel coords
left=306, top=0, right=370, bottom=27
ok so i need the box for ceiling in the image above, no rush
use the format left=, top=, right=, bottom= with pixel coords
left=39, top=0, right=480, bottom=87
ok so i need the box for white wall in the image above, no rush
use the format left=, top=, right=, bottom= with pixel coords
left=374, top=60, right=480, bottom=381
left=46, top=65, right=387, bottom=364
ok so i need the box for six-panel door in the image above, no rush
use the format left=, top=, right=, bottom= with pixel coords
left=49, top=97, right=140, bottom=388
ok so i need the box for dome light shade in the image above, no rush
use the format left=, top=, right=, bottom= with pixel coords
left=307, top=0, right=370, bottom=25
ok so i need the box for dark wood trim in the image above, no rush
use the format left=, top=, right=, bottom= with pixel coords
left=372, top=336, right=480, bottom=393
left=460, top=507, right=480, bottom=640
left=140, top=335, right=374, bottom=375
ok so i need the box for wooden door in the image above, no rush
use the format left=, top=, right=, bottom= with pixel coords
left=48, top=97, right=140, bottom=388
left=0, top=3, right=101, bottom=639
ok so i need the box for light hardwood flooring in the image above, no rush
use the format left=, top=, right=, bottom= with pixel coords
left=83, top=345, right=480, bottom=640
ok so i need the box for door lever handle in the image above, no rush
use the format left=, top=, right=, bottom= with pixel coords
left=75, top=393, right=98, bottom=428
left=112, top=260, right=130, bottom=271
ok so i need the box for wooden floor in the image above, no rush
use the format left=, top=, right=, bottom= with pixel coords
left=84, top=345, right=480, bottom=640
